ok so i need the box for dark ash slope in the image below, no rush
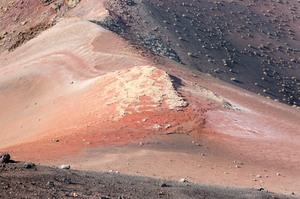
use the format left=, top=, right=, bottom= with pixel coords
left=97, top=0, right=300, bottom=107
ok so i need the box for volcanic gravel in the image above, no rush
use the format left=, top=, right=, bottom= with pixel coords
left=98, top=0, right=300, bottom=107
left=0, top=162, right=297, bottom=199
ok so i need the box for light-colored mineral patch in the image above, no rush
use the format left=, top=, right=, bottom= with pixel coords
left=88, top=65, right=188, bottom=119
left=65, top=0, right=81, bottom=8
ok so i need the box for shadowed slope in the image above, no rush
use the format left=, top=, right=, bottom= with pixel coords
left=101, top=0, right=300, bottom=107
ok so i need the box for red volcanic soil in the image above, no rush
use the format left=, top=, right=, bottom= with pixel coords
left=0, top=0, right=300, bottom=197
left=0, top=0, right=61, bottom=53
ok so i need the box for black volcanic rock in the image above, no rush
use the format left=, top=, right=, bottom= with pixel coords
left=40, top=0, right=54, bottom=6
left=0, top=153, right=10, bottom=163
left=100, top=0, right=300, bottom=107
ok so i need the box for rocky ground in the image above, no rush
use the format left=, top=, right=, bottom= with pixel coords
left=0, top=0, right=65, bottom=53
left=0, top=161, right=298, bottom=199
left=101, top=0, right=300, bottom=107
left=0, top=0, right=300, bottom=198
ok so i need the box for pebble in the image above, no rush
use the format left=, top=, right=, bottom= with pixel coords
left=179, top=178, right=187, bottom=183
left=158, top=191, right=164, bottom=195
left=150, top=124, right=163, bottom=130
left=0, top=153, right=10, bottom=163
left=23, top=163, right=35, bottom=169
left=46, top=181, right=54, bottom=187
left=165, top=124, right=172, bottom=129
left=59, top=165, right=70, bottom=170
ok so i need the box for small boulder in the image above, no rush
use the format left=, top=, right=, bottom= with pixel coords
left=46, top=181, right=55, bottom=187
left=0, top=153, right=10, bottom=163
left=160, top=182, right=170, bottom=187
left=59, top=164, right=71, bottom=169
left=40, top=0, right=54, bottom=6
left=65, top=0, right=80, bottom=8
left=179, top=178, right=187, bottom=183
left=23, top=163, right=35, bottom=169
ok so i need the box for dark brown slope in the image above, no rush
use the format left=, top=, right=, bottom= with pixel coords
left=0, top=0, right=79, bottom=53
left=97, top=0, right=300, bottom=107
left=0, top=162, right=297, bottom=199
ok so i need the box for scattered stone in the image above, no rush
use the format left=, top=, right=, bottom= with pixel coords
left=160, top=182, right=168, bottom=187
left=123, top=0, right=136, bottom=6
left=108, top=170, right=119, bottom=174
left=71, top=192, right=79, bottom=197
left=257, top=187, right=268, bottom=193
left=59, top=165, right=70, bottom=170
left=100, top=196, right=111, bottom=199
left=23, top=163, right=35, bottom=169
left=40, top=0, right=54, bottom=6
left=21, top=21, right=27, bottom=26
left=0, top=153, right=10, bottom=163
left=165, top=124, right=172, bottom=129
left=63, top=177, right=72, bottom=184
left=101, top=0, right=300, bottom=107
left=65, top=0, right=81, bottom=8
left=46, top=181, right=54, bottom=187
left=150, top=124, right=163, bottom=130
left=158, top=191, right=164, bottom=195
left=179, top=178, right=187, bottom=183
